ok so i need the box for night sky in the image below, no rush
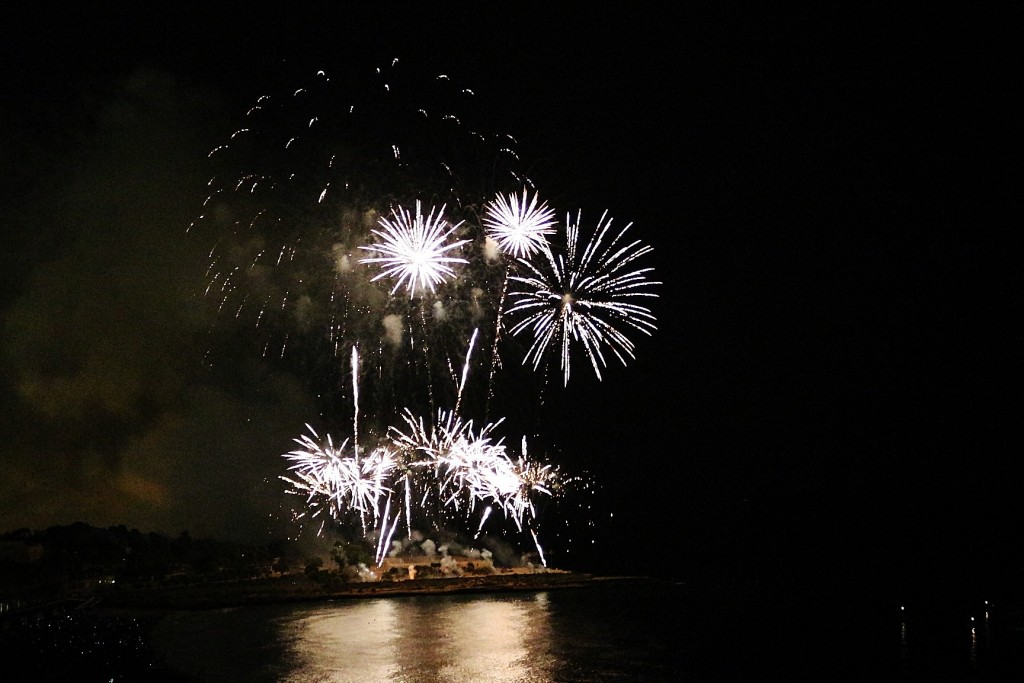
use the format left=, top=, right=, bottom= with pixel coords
left=1, top=6, right=1014, bottom=587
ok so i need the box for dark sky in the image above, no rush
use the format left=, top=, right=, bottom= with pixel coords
left=0, top=6, right=1015, bottom=584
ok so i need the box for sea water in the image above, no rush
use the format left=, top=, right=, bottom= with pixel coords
left=150, top=581, right=1022, bottom=681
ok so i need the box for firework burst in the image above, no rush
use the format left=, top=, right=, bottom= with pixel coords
left=281, top=425, right=398, bottom=531
left=482, top=188, right=557, bottom=260
left=386, top=407, right=562, bottom=561
left=505, top=210, right=659, bottom=385
left=358, top=200, right=469, bottom=297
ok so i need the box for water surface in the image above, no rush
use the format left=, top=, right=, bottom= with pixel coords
left=151, top=582, right=1022, bottom=681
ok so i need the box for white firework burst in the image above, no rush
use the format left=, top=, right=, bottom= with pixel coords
left=482, top=188, right=557, bottom=259
left=494, top=450, right=560, bottom=532
left=359, top=200, right=469, bottom=297
left=281, top=424, right=396, bottom=522
left=506, top=209, right=659, bottom=385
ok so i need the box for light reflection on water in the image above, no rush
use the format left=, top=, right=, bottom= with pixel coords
left=155, top=587, right=671, bottom=682
left=284, top=599, right=401, bottom=681
left=152, top=584, right=1022, bottom=681
left=282, top=594, right=554, bottom=682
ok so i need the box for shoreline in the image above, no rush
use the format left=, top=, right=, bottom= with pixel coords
left=95, top=570, right=664, bottom=612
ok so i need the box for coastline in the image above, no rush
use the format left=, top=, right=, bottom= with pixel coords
left=95, top=570, right=663, bottom=612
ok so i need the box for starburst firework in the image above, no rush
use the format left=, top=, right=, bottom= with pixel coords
left=505, top=210, right=659, bottom=385
left=483, top=188, right=557, bottom=259
left=358, top=200, right=469, bottom=297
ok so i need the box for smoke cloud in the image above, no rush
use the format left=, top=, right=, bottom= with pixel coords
left=0, top=67, right=321, bottom=542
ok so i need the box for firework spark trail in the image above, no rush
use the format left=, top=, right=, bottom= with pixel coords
left=375, top=495, right=401, bottom=566
left=386, top=407, right=497, bottom=519
left=281, top=346, right=391, bottom=536
left=506, top=209, right=659, bottom=385
left=455, top=328, right=478, bottom=415
left=351, top=346, right=360, bottom=459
